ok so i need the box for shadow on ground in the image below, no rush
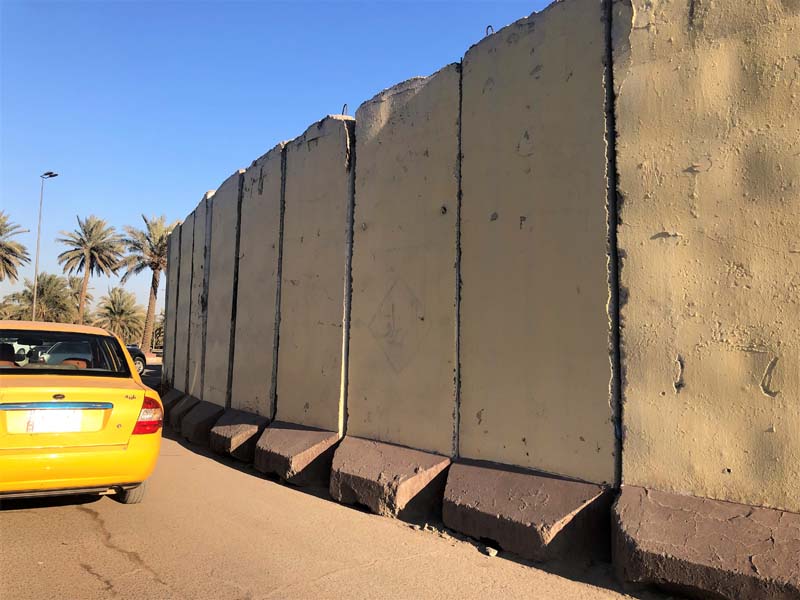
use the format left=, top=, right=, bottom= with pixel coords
left=161, top=426, right=684, bottom=600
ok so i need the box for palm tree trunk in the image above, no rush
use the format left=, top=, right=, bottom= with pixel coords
left=78, top=261, right=90, bottom=324
left=141, top=269, right=160, bottom=353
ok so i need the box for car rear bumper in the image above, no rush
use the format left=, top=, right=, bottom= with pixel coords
left=0, top=431, right=161, bottom=494
left=0, top=484, right=141, bottom=499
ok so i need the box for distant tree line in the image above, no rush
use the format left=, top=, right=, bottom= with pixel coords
left=0, top=210, right=177, bottom=350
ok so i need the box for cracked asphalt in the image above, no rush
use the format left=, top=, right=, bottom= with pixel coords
left=0, top=371, right=675, bottom=600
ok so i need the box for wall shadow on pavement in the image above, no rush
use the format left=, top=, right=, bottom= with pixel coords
left=160, top=425, right=681, bottom=600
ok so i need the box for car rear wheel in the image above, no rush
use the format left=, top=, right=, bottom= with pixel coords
left=133, top=356, right=145, bottom=375
left=115, top=482, right=147, bottom=504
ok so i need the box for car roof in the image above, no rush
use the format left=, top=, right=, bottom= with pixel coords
left=0, top=320, right=113, bottom=336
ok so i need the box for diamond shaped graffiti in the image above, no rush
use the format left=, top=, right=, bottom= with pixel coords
left=368, top=279, right=425, bottom=374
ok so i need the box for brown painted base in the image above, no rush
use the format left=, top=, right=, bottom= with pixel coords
left=613, top=486, right=800, bottom=600
left=168, top=395, right=199, bottom=429
left=180, top=401, right=225, bottom=446
left=209, top=409, right=270, bottom=462
left=443, top=460, right=612, bottom=564
left=330, top=436, right=451, bottom=520
left=253, top=421, right=339, bottom=487
left=160, top=389, right=185, bottom=414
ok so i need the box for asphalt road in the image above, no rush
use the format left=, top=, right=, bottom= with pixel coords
left=0, top=367, right=674, bottom=600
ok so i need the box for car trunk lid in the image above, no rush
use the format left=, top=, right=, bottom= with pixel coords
left=0, top=375, right=147, bottom=450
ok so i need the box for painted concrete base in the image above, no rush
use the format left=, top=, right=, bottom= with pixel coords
left=209, top=409, right=270, bottom=462
left=613, top=486, right=800, bottom=600
left=181, top=401, right=225, bottom=446
left=443, top=461, right=611, bottom=564
left=253, top=421, right=339, bottom=487
left=168, top=395, right=199, bottom=429
left=330, top=436, right=451, bottom=519
left=160, top=389, right=185, bottom=414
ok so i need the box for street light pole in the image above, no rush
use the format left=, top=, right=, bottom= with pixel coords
left=31, top=171, right=58, bottom=321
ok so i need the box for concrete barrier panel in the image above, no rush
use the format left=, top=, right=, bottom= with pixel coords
left=210, top=409, right=270, bottom=462
left=460, top=0, right=615, bottom=485
left=276, top=116, right=354, bottom=433
left=614, top=1, right=800, bottom=513
left=613, top=486, right=800, bottom=599
left=230, top=144, right=285, bottom=417
left=347, top=66, right=459, bottom=456
left=187, top=192, right=213, bottom=399
left=162, top=226, right=181, bottom=387
left=202, top=172, right=243, bottom=408
left=173, top=215, right=194, bottom=393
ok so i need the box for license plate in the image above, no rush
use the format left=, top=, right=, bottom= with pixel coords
left=25, top=409, right=83, bottom=433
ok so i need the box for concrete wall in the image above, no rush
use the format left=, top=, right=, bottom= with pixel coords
left=347, top=66, right=460, bottom=456
left=614, top=0, right=800, bottom=513
left=173, top=214, right=194, bottom=393
left=163, top=0, right=799, bottom=517
left=230, top=144, right=285, bottom=417
left=276, top=116, right=355, bottom=433
left=202, top=172, right=243, bottom=407
left=187, top=193, right=213, bottom=399
left=459, top=0, right=616, bottom=486
left=163, top=225, right=181, bottom=386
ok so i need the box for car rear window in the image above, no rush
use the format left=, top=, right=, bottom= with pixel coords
left=0, top=329, right=131, bottom=378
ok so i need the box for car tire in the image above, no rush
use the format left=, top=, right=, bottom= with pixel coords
left=115, top=482, right=147, bottom=504
left=134, top=356, right=145, bottom=375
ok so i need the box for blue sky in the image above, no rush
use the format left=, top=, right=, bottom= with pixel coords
left=1, top=0, right=548, bottom=310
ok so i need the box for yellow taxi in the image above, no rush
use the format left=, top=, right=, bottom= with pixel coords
left=0, top=320, right=163, bottom=503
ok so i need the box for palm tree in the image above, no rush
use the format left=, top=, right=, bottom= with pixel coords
left=57, top=216, right=123, bottom=324
left=152, top=310, right=166, bottom=349
left=93, top=287, right=145, bottom=344
left=0, top=211, right=31, bottom=283
left=5, top=273, right=75, bottom=323
left=67, top=276, right=93, bottom=320
left=119, top=215, right=179, bottom=352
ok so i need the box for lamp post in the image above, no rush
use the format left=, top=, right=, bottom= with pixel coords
left=31, top=171, right=59, bottom=321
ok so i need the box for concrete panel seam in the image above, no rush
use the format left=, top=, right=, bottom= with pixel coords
left=340, top=119, right=356, bottom=437
left=271, top=146, right=288, bottom=423
left=225, top=173, right=245, bottom=409
left=604, top=0, right=623, bottom=489
left=453, top=60, right=464, bottom=459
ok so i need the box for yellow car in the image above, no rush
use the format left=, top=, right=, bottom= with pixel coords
left=0, top=320, right=163, bottom=503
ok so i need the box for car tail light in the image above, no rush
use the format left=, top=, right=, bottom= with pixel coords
left=132, top=396, right=163, bottom=434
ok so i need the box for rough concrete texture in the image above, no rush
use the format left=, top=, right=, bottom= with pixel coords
left=202, top=171, right=243, bottom=408
left=168, top=395, right=200, bottom=430
left=173, top=215, right=193, bottom=392
left=230, top=143, right=284, bottom=417
left=163, top=227, right=180, bottom=386
left=443, top=461, right=612, bottom=564
left=459, top=0, right=615, bottom=486
left=187, top=192, right=213, bottom=399
left=181, top=400, right=226, bottom=446
left=330, top=436, right=451, bottom=519
left=160, top=389, right=185, bottom=414
left=253, top=421, right=339, bottom=486
left=277, top=116, right=354, bottom=433
left=209, top=408, right=270, bottom=462
left=613, top=1, right=800, bottom=512
left=347, top=66, right=459, bottom=456
left=613, top=486, right=800, bottom=599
